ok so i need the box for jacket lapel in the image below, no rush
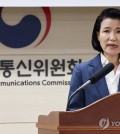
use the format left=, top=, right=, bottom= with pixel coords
left=89, top=54, right=109, bottom=98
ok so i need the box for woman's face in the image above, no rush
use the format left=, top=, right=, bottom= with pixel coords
left=97, top=18, right=120, bottom=56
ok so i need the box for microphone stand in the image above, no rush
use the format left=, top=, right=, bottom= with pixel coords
left=66, top=80, right=91, bottom=111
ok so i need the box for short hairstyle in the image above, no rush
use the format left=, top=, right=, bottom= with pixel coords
left=92, top=8, right=120, bottom=52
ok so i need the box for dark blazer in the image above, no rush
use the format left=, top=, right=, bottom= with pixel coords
left=67, top=54, right=120, bottom=111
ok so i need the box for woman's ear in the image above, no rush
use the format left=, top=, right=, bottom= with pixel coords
left=97, top=32, right=100, bottom=41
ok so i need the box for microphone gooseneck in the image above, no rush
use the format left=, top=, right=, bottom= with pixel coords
left=66, top=63, right=114, bottom=111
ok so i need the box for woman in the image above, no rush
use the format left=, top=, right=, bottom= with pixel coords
left=67, top=8, right=120, bottom=111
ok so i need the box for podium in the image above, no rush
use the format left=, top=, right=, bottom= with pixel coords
left=36, top=93, right=120, bottom=134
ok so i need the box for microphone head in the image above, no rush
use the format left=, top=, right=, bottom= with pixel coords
left=89, top=63, right=114, bottom=84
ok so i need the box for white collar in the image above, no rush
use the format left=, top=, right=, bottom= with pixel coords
left=100, top=53, right=109, bottom=67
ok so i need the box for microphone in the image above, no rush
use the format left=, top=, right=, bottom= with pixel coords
left=66, top=63, right=114, bottom=111
left=89, top=63, right=114, bottom=84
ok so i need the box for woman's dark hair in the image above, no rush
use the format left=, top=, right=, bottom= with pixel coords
left=92, top=8, right=120, bottom=52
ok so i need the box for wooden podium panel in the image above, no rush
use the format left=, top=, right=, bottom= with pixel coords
left=36, top=93, right=120, bottom=134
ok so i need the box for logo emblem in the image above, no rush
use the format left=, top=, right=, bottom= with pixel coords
left=99, top=118, right=110, bottom=130
left=0, top=7, right=51, bottom=48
